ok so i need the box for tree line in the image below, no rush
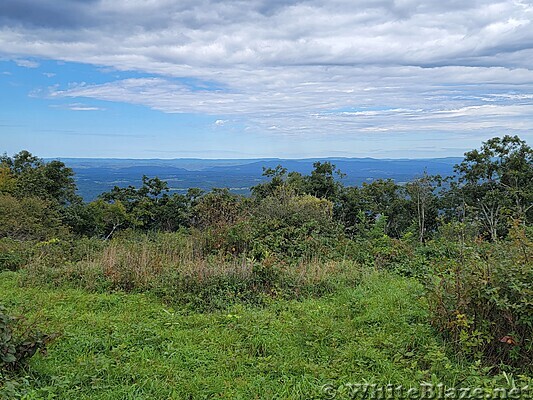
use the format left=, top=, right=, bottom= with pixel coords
left=1, top=135, right=531, bottom=249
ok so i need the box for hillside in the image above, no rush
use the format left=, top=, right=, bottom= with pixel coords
left=51, top=157, right=463, bottom=201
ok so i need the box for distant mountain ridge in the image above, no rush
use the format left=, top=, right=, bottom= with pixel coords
left=46, top=157, right=463, bottom=201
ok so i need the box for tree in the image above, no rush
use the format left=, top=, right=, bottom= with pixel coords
left=0, top=194, right=65, bottom=241
left=192, top=188, right=245, bottom=229
left=304, top=161, right=345, bottom=200
left=251, top=188, right=340, bottom=260
left=362, top=179, right=410, bottom=238
left=138, top=175, right=169, bottom=201
left=0, top=151, right=78, bottom=206
left=99, top=185, right=143, bottom=213
left=252, top=162, right=344, bottom=202
left=405, top=173, right=441, bottom=243
left=88, top=199, right=130, bottom=240
left=453, top=135, right=533, bottom=240
left=153, top=194, right=191, bottom=231
left=39, top=160, right=79, bottom=205
left=0, top=150, right=41, bottom=173
left=251, top=165, right=288, bottom=199
left=0, top=166, right=16, bottom=194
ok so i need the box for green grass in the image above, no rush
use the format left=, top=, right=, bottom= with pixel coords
left=1, top=270, right=489, bottom=399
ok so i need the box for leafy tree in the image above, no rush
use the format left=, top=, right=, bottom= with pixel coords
left=251, top=165, right=288, bottom=199
left=192, top=188, right=246, bottom=229
left=137, top=175, right=169, bottom=201
left=0, top=166, right=16, bottom=194
left=99, top=185, right=143, bottom=213
left=453, top=135, right=533, bottom=240
left=41, top=160, right=79, bottom=205
left=252, top=162, right=344, bottom=202
left=88, top=199, right=131, bottom=240
left=98, top=175, right=191, bottom=233
left=338, top=179, right=411, bottom=238
left=303, top=161, right=344, bottom=201
left=0, top=194, right=65, bottom=241
left=62, top=202, right=100, bottom=237
left=0, top=151, right=78, bottom=206
left=0, top=150, right=41, bottom=173
left=153, top=194, right=191, bottom=231
left=251, top=187, right=340, bottom=260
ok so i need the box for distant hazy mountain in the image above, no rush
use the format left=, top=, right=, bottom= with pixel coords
left=50, top=157, right=463, bottom=201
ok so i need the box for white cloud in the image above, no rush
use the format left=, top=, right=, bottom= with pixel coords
left=0, top=0, right=531, bottom=142
left=14, top=59, right=39, bottom=68
left=50, top=103, right=105, bottom=111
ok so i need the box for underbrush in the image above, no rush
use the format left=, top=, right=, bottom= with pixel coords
left=350, top=222, right=533, bottom=374
left=424, top=223, right=533, bottom=372
left=19, top=232, right=361, bottom=312
left=0, top=236, right=106, bottom=273
left=11, top=223, right=533, bottom=373
left=0, top=239, right=31, bottom=272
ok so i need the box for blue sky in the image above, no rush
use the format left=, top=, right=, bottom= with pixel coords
left=1, top=0, right=532, bottom=159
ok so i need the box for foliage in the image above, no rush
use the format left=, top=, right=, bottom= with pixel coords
left=0, top=150, right=78, bottom=206
left=250, top=188, right=342, bottom=261
left=2, top=135, right=533, bottom=381
left=250, top=164, right=290, bottom=198
left=0, top=305, right=55, bottom=399
left=92, top=175, right=194, bottom=236
left=451, top=135, right=533, bottom=239
left=88, top=199, right=131, bottom=240
left=425, top=221, right=532, bottom=370
left=0, top=194, right=66, bottom=241
left=337, top=179, right=412, bottom=239
left=20, top=232, right=359, bottom=312
left=0, top=166, right=16, bottom=194
left=405, top=173, right=441, bottom=243
left=251, top=161, right=345, bottom=202
left=192, top=188, right=246, bottom=230
left=304, top=161, right=345, bottom=200
left=1, top=307, right=53, bottom=373
left=0, top=239, right=32, bottom=272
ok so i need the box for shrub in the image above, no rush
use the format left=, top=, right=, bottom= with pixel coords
left=250, top=192, right=342, bottom=262
left=0, top=239, right=32, bottom=272
left=0, top=194, right=66, bottom=241
left=1, top=305, right=56, bottom=372
left=0, top=305, right=58, bottom=398
left=425, top=222, right=532, bottom=371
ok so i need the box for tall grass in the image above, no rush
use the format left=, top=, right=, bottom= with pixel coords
left=20, top=232, right=361, bottom=311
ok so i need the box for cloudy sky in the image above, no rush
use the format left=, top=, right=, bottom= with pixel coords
left=1, top=0, right=532, bottom=158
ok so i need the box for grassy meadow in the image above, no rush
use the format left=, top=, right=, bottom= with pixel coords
left=1, top=267, right=511, bottom=400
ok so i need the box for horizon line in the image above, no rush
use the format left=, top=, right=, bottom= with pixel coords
left=42, top=155, right=466, bottom=162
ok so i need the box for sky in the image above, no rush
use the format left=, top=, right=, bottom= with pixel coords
left=0, top=0, right=532, bottom=159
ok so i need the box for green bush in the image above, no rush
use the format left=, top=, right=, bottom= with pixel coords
left=0, top=239, right=32, bottom=272
left=1, top=304, right=56, bottom=375
left=0, top=305, right=58, bottom=398
left=425, top=222, right=533, bottom=371
left=0, top=194, right=67, bottom=241
left=19, top=230, right=363, bottom=311
left=250, top=192, right=342, bottom=262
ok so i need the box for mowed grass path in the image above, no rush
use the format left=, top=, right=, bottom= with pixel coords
left=1, top=270, right=468, bottom=399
